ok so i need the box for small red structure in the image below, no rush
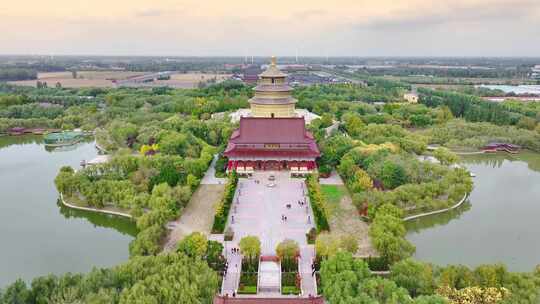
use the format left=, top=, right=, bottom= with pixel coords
left=481, top=142, right=520, bottom=154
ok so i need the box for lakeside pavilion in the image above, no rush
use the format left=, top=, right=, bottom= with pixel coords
left=224, top=57, right=320, bottom=175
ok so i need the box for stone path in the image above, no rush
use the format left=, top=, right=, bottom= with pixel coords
left=201, top=154, right=226, bottom=185
left=221, top=249, right=242, bottom=296
left=163, top=184, right=225, bottom=251
left=319, top=170, right=344, bottom=185
left=299, top=245, right=317, bottom=297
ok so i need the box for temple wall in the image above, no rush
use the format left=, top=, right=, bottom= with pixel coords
left=253, top=91, right=292, bottom=98
left=251, top=103, right=296, bottom=117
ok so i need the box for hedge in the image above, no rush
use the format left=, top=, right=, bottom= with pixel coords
left=305, top=174, right=330, bottom=231
left=211, top=172, right=239, bottom=233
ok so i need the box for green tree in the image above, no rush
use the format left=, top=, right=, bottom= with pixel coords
left=433, top=147, right=459, bottom=166
left=390, top=259, right=436, bottom=297
left=320, top=251, right=371, bottom=302
left=176, top=232, right=208, bottom=258
left=276, top=239, right=300, bottom=271
left=380, top=160, right=408, bottom=189
left=239, top=236, right=261, bottom=266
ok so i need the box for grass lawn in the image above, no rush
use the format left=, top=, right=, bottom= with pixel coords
left=320, top=184, right=347, bottom=217
left=238, top=285, right=257, bottom=294
left=319, top=184, right=378, bottom=256
left=321, top=185, right=346, bottom=205
left=282, top=286, right=301, bottom=295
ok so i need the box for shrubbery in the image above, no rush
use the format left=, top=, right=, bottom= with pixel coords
left=305, top=174, right=330, bottom=231
left=0, top=253, right=219, bottom=304
left=211, top=172, right=238, bottom=233
left=369, top=204, right=415, bottom=264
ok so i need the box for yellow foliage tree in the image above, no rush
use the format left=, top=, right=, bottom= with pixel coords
left=437, top=285, right=510, bottom=304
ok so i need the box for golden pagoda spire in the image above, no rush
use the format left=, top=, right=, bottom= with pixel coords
left=271, top=56, right=277, bottom=66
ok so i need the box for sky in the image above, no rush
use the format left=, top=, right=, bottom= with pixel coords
left=1, top=0, right=540, bottom=57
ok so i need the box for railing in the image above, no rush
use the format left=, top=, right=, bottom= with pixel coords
left=403, top=193, right=469, bottom=221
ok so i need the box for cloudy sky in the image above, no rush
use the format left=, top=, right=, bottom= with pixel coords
left=1, top=0, right=540, bottom=56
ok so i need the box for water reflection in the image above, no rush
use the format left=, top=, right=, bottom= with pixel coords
left=405, top=201, right=471, bottom=232
left=57, top=200, right=138, bottom=237
left=407, top=152, right=540, bottom=271
left=0, top=135, right=134, bottom=287
left=462, top=151, right=540, bottom=173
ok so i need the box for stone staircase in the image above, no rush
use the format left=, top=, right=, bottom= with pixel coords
left=258, top=260, right=281, bottom=294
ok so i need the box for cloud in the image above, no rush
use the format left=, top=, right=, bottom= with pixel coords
left=358, top=0, right=539, bottom=31
left=1, top=0, right=540, bottom=56
left=135, top=9, right=165, bottom=17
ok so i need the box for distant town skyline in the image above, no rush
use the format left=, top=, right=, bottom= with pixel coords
left=2, top=0, right=540, bottom=57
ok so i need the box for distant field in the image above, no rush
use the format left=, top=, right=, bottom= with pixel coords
left=151, top=73, right=232, bottom=89
left=8, top=71, right=231, bottom=88
left=382, top=75, right=536, bottom=86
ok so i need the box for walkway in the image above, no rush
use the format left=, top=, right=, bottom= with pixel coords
left=201, top=154, right=227, bottom=185
left=403, top=193, right=469, bottom=221
left=299, top=245, right=317, bottom=297
left=319, top=170, right=344, bottom=185
left=221, top=250, right=242, bottom=296
left=163, top=184, right=225, bottom=251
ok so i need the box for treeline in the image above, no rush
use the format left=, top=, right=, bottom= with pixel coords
left=294, top=82, right=407, bottom=105
left=0, top=68, right=37, bottom=81
left=0, top=253, right=219, bottom=304
left=424, top=119, right=540, bottom=152
left=355, top=66, right=531, bottom=79
left=418, top=88, right=539, bottom=130
left=320, top=251, right=540, bottom=304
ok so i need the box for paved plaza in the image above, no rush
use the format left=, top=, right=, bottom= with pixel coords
left=228, top=171, right=314, bottom=255
left=221, top=171, right=317, bottom=296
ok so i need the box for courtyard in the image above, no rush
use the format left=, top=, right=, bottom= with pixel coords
left=221, top=171, right=317, bottom=297
left=228, top=171, right=314, bottom=254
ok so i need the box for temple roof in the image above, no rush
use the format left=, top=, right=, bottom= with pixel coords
left=253, top=84, right=293, bottom=92
left=224, top=117, right=320, bottom=158
left=248, top=97, right=297, bottom=105
left=229, top=117, right=313, bottom=144
left=259, top=56, right=287, bottom=78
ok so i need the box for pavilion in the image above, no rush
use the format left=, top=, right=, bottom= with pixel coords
left=224, top=57, right=320, bottom=175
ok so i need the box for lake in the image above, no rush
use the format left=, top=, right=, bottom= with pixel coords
left=407, top=152, right=540, bottom=272
left=477, top=84, right=540, bottom=95
left=0, top=135, right=136, bottom=287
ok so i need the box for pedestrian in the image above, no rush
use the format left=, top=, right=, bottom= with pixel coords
left=231, top=215, right=235, bottom=223
left=308, top=215, right=311, bottom=224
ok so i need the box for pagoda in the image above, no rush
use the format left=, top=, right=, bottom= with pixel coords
left=249, top=56, right=297, bottom=118
left=224, top=57, right=320, bottom=175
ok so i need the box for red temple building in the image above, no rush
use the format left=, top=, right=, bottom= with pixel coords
left=224, top=57, right=320, bottom=175
left=224, top=117, right=320, bottom=175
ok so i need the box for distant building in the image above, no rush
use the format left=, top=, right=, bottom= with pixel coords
left=242, top=65, right=262, bottom=84
left=531, top=65, right=540, bottom=80
left=403, top=92, right=419, bottom=103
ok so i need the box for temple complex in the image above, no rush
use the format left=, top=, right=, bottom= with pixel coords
left=224, top=57, right=320, bottom=175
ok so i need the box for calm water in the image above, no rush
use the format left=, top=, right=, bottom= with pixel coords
left=478, top=84, right=540, bottom=95
left=407, top=152, right=540, bottom=272
left=0, top=136, right=136, bottom=287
